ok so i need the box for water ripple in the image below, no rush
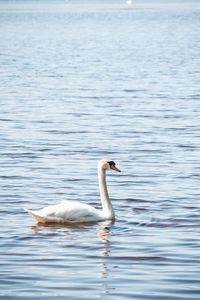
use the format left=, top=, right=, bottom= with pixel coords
left=1, top=1, right=200, bottom=299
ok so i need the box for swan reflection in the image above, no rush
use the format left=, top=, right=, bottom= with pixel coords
left=98, top=220, right=114, bottom=280
left=31, top=220, right=114, bottom=293
left=98, top=220, right=113, bottom=254
left=31, top=220, right=99, bottom=232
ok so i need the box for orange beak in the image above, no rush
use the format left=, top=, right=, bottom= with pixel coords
left=111, top=165, right=121, bottom=172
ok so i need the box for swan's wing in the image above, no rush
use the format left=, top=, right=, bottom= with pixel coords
left=59, top=200, right=100, bottom=220
left=27, top=200, right=101, bottom=223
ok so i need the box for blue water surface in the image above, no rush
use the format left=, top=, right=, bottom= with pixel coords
left=0, top=0, right=200, bottom=299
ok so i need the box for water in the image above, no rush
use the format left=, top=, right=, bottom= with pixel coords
left=1, top=0, right=200, bottom=299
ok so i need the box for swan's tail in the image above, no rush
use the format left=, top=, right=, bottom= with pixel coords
left=25, top=209, right=47, bottom=224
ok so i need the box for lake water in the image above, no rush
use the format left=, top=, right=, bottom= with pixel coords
left=1, top=0, right=200, bottom=299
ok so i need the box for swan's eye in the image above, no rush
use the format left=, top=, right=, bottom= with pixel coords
left=108, top=161, right=115, bottom=168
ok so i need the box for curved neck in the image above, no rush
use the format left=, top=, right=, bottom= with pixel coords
left=98, top=166, right=115, bottom=219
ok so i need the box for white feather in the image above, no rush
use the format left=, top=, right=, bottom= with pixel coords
left=27, top=200, right=103, bottom=223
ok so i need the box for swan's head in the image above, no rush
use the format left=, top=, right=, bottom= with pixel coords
left=98, top=159, right=121, bottom=172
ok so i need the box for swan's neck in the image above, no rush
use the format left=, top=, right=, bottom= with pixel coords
left=98, top=167, right=115, bottom=219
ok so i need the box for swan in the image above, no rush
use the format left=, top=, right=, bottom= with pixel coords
left=26, top=159, right=121, bottom=224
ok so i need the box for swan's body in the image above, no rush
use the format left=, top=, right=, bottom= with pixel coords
left=27, top=159, right=120, bottom=224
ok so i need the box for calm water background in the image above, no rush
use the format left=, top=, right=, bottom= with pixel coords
left=1, top=0, right=200, bottom=299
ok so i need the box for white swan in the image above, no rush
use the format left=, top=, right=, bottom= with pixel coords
left=27, top=159, right=121, bottom=224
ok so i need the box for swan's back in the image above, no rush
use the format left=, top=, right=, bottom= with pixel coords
left=28, top=200, right=103, bottom=224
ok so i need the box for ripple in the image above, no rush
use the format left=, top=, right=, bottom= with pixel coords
left=1, top=1, right=200, bottom=299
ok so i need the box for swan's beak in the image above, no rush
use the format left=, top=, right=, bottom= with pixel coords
left=111, top=165, right=121, bottom=172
